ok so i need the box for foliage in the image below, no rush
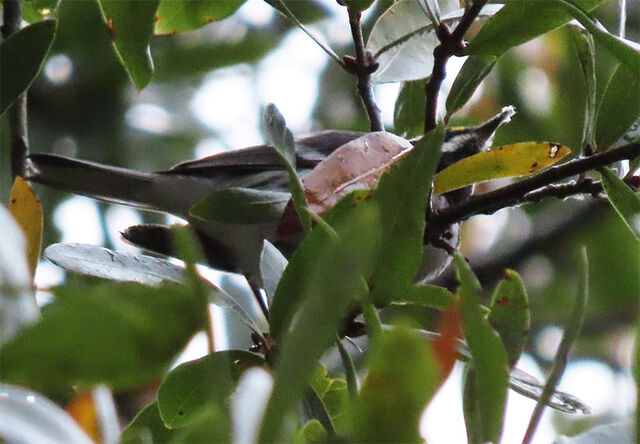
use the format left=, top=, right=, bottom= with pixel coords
left=1, top=0, right=639, bottom=443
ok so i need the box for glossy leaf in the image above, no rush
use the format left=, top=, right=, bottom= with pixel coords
left=155, top=0, right=245, bottom=34
left=259, top=240, right=288, bottom=305
left=467, top=0, right=606, bottom=57
left=261, top=193, right=381, bottom=442
left=264, top=103, right=311, bottom=233
left=121, top=402, right=175, bottom=444
left=488, top=270, right=530, bottom=367
left=97, top=0, right=159, bottom=90
left=368, top=2, right=501, bottom=83
left=21, top=0, right=60, bottom=22
left=0, top=281, right=207, bottom=390
left=0, top=205, right=38, bottom=345
left=0, top=384, right=92, bottom=444
left=570, top=25, right=597, bottom=152
left=600, top=167, right=640, bottom=240
left=394, top=78, right=428, bottom=138
left=0, top=20, right=56, bottom=115
left=9, top=177, right=42, bottom=279
left=157, top=351, right=264, bottom=428
left=433, top=142, right=571, bottom=194
left=455, top=253, right=508, bottom=444
left=446, top=55, right=497, bottom=118
left=595, top=64, right=640, bottom=148
left=370, top=126, right=443, bottom=303
left=390, top=284, right=454, bottom=311
left=349, top=326, right=441, bottom=443
left=190, top=188, right=289, bottom=224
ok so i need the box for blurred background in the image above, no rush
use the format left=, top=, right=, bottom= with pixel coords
left=1, top=0, right=638, bottom=442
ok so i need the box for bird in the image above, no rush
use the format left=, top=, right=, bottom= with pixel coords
left=25, top=107, right=515, bottom=292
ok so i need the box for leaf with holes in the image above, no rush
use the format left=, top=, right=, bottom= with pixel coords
left=433, top=142, right=571, bottom=195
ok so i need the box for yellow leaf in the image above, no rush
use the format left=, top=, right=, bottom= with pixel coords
left=433, top=142, right=571, bottom=195
left=9, top=176, right=43, bottom=278
left=66, top=391, right=100, bottom=442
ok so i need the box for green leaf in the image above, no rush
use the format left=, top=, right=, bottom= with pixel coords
left=600, top=167, right=640, bottom=240
left=370, top=125, right=443, bottom=304
left=433, top=142, right=572, bottom=195
left=157, top=351, right=264, bottom=428
left=169, top=405, right=230, bottom=443
left=293, top=419, right=327, bottom=443
left=569, top=25, right=597, bottom=152
left=121, top=402, right=175, bottom=444
left=0, top=281, right=207, bottom=390
left=264, top=0, right=330, bottom=24
left=393, top=78, right=428, bottom=139
left=97, top=0, right=159, bottom=90
left=446, top=55, right=497, bottom=118
left=22, top=0, right=60, bottom=23
left=454, top=253, right=508, bottom=444
left=263, top=103, right=311, bottom=233
left=488, top=270, right=530, bottom=367
left=0, top=20, right=56, bottom=115
left=261, top=192, right=381, bottom=442
left=155, top=0, right=246, bottom=34
left=636, top=322, right=639, bottom=444
left=595, top=64, right=640, bottom=148
left=390, top=284, right=454, bottom=311
left=190, top=188, right=289, bottom=224
left=467, top=0, right=606, bottom=58
left=349, top=325, right=441, bottom=443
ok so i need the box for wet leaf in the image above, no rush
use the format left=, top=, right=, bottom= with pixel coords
left=9, top=177, right=43, bottom=279
left=446, top=55, right=497, bottom=118
left=467, top=0, right=606, bottom=58
left=368, top=1, right=501, bottom=83
left=0, top=281, right=207, bottom=390
left=157, top=351, right=264, bottom=428
left=488, top=270, right=530, bottom=367
left=97, top=0, right=159, bottom=90
left=349, top=325, right=441, bottom=443
left=433, top=142, right=571, bottom=194
left=455, top=253, right=508, bottom=444
left=0, top=384, right=92, bottom=444
left=600, top=167, right=640, bottom=240
left=190, top=188, right=289, bottom=224
left=0, top=20, right=56, bottom=115
left=595, top=64, right=640, bottom=148
left=155, top=0, right=245, bottom=34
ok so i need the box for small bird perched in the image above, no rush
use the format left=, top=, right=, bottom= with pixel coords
left=25, top=107, right=515, bottom=287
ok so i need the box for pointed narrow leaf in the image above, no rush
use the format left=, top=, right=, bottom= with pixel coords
left=467, top=0, right=606, bottom=57
left=0, top=281, right=207, bottom=390
left=394, top=78, right=428, bottom=139
left=433, top=142, right=571, bottom=194
left=154, top=0, right=246, bottom=34
left=488, top=270, right=530, bottom=367
left=157, top=351, right=264, bottom=428
left=349, top=326, right=441, bottom=443
left=9, top=177, right=42, bottom=279
left=446, top=55, right=497, bottom=118
left=259, top=240, right=288, bottom=305
left=600, top=167, right=640, bottom=240
left=190, top=188, right=289, bottom=224
left=595, top=64, right=640, bottom=148
left=455, top=253, right=509, bottom=444
left=97, top=0, right=159, bottom=90
left=0, top=20, right=56, bottom=115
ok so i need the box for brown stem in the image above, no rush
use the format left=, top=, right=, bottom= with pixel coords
left=2, top=0, right=28, bottom=179
left=347, top=8, right=384, bottom=132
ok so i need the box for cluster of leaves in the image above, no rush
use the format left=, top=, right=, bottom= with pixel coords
left=1, top=0, right=640, bottom=443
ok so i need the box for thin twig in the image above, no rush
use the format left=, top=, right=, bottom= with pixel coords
left=522, top=247, right=589, bottom=443
left=424, top=0, right=489, bottom=132
left=2, top=0, right=29, bottom=179
left=426, top=142, right=640, bottom=237
left=346, top=7, right=384, bottom=132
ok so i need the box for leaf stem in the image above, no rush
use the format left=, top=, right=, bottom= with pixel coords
left=522, top=247, right=589, bottom=444
left=424, top=0, right=489, bottom=132
left=347, top=7, right=384, bottom=132
left=2, top=0, right=29, bottom=179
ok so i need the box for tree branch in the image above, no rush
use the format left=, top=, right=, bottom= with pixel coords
left=345, top=8, right=384, bottom=132
left=424, top=0, right=489, bottom=132
left=2, top=0, right=28, bottom=179
left=426, top=142, right=640, bottom=237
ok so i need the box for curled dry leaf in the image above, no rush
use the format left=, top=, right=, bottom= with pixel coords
left=277, top=132, right=412, bottom=235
